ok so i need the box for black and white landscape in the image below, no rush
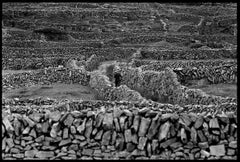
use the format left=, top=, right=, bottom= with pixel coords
left=2, top=3, right=237, bottom=160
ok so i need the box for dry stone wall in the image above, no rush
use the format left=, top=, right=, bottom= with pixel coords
left=2, top=67, right=90, bottom=91
left=140, top=60, right=237, bottom=84
left=140, top=49, right=236, bottom=60
left=116, top=64, right=236, bottom=106
left=2, top=47, right=136, bottom=70
left=2, top=100, right=237, bottom=160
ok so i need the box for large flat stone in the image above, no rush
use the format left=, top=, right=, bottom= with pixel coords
left=210, top=145, right=226, bottom=156
left=138, top=117, right=151, bottom=137
left=102, top=113, right=113, bottom=130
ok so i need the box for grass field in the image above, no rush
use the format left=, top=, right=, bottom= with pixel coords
left=2, top=83, right=97, bottom=101
left=188, top=83, right=237, bottom=98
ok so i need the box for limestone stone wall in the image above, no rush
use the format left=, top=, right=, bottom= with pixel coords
left=2, top=67, right=90, bottom=91
left=2, top=100, right=237, bottom=160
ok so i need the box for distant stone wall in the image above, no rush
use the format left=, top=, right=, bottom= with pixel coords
left=140, top=49, right=236, bottom=60
left=2, top=47, right=136, bottom=70
left=2, top=67, right=90, bottom=91
left=2, top=100, right=237, bottom=160
left=140, top=60, right=237, bottom=84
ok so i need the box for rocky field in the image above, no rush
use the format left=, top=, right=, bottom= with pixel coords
left=2, top=3, right=237, bottom=160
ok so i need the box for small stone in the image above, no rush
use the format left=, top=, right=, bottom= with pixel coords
left=84, top=118, right=93, bottom=139
left=210, top=145, right=226, bottom=156
left=49, top=111, right=62, bottom=122
left=111, top=131, right=117, bottom=145
left=101, top=131, right=111, bottom=145
left=22, top=126, right=31, bottom=135
left=79, top=141, right=87, bottom=147
left=22, top=136, right=33, bottom=141
left=160, top=137, right=177, bottom=149
left=197, top=130, right=207, bottom=142
left=228, top=141, right=237, bottom=148
left=179, top=114, right=192, bottom=126
left=147, top=117, right=160, bottom=140
left=73, top=118, right=81, bottom=127
left=217, top=113, right=229, bottom=124
left=82, top=149, right=93, bottom=156
left=227, top=148, right=235, bottom=156
left=131, top=115, right=140, bottom=133
left=126, top=143, right=136, bottom=152
left=22, top=116, right=35, bottom=127
left=63, top=128, right=69, bottom=139
left=75, top=135, right=85, bottom=141
left=113, top=107, right=122, bottom=118
left=102, top=113, right=113, bottom=130
left=59, top=139, right=71, bottom=146
left=36, top=151, right=54, bottom=159
left=190, top=126, right=197, bottom=143
left=95, top=113, right=104, bottom=128
left=13, top=118, right=22, bottom=136
left=77, top=118, right=86, bottom=134
left=25, top=150, right=37, bottom=158
left=152, top=139, right=159, bottom=154
left=138, top=117, right=151, bottom=137
left=147, top=142, right=152, bottom=156
left=158, top=121, right=171, bottom=141
left=115, top=134, right=125, bottom=151
left=170, top=142, right=183, bottom=149
left=12, top=153, right=24, bottom=159
left=87, top=111, right=95, bottom=117
left=6, top=138, right=14, bottom=148
left=137, top=137, right=147, bottom=150
left=93, top=149, right=102, bottom=157
left=63, top=114, right=74, bottom=127
left=42, top=121, right=50, bottom=133
left=29, top=128, right=37, bottom=138
left=200, top=150, right=210, bottom=158
left=198, top=142, right=209, bottom=149
left=175, top=151, right=184, bottom=157
left=3, top=117, right=14, bottom=133
left=50, top=122, right=60, bottom=138
left=10, top=148, right=20, bottom=154
left=180, top=128, right=187, bottom=143
left=29, top=113, right=42, bottom=122
left=119, top=116, right=127, bottom=131
left=138, top=107, right=150, bottom=116
left=35, top=135, right=44, bottom=143
left=113, top=118, right=121, bottom=132
left=209, top=118, right=220, bottom=129
left=35, top=123, right=42, bottom=133
left=194, top=117, right=204, bottom=129
left=95, top=130, right=103, bottom=140
left=70, top=126, right=76, bottom=134
left=124, top=129, right=132, bottom=143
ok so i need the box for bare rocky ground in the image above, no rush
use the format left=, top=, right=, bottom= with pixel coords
left=2, top=2, right=237, bottom=160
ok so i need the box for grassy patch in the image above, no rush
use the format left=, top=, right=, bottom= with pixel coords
left=188, top=83, right=237, bottom=98
left=3, top=83, right=97, bottom=101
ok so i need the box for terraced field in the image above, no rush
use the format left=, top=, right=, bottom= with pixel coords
left=2, top=3, right=237, bottom=160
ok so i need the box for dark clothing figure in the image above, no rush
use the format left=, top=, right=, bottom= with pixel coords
left=114, top=73, right=122, bottom=87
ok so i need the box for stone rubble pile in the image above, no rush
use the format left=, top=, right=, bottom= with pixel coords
left=2, top=104, right=237, bottom=160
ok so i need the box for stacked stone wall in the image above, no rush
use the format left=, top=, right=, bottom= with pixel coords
left=2, top=100, right=237, bottom=160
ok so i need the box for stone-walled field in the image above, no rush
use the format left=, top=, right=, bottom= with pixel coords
left=2, top=2, right=237, bottom=160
